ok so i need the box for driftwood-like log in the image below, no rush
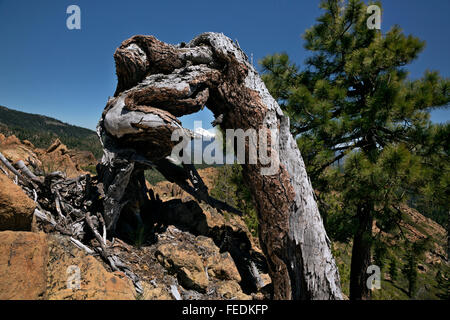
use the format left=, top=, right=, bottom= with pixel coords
left=34, top=208, right=57, bottom=226
left=70, top=237, right=94, bottom=255
left=0, top=152, right=28, bottom=185
left=15, top=160, right=41, bottom=183
left=98, top=33, right=343, bottom=300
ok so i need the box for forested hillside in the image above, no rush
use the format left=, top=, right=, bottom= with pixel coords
left=0, top=105, right=102, bottom=158
left=207, top=165, right=450, bottom=300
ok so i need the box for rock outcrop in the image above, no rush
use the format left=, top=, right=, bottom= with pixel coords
left=46, top=235, right=136, bottom=300
left=0, top=173, right=36, bottom=231
left=0, top=231, right=136, bottom=300
left=0, top=134, right=41, bottom=167
left=0, top=135, right=97, bottom=179
left=0, top=231, right=48, bottom=299
left=40, top=138, right=96, bottom=178
left=112, top=224, right=253, bottom=300
left=0, top=142, right=269, bottom=300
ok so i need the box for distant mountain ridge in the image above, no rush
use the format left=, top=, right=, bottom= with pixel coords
left=0, top=105, right=102, bottom=158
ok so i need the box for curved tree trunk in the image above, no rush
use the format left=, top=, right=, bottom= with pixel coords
left=98, top=32, right=343, bottom=300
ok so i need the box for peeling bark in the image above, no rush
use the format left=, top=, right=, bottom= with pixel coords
left=98, top=32, right=343, bottom=300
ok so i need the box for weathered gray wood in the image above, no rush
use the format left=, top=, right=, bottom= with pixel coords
left=170, top=284, right=182, bottom=300
left=0, top=164, right=9, bottom=176
left=70, top=237, right=94, bottom=254
left=15, top=160, right=40, bottom=183
left=34, top=208, right=57, bottom=226
left=0, top=152, right=28, bottom=185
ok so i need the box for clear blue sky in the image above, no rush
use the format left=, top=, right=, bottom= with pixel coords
left=0, top=0, right=448, bottom=131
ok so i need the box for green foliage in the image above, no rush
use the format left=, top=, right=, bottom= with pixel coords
left=332, top=243, right=352, bottom=297
left=373, top=239, right=388, bottom=270
left=81, top=164, right=97, bottom=175
left=260, top=0, right=449, bottom=299
left=335, top=232, right=450, bottom=300
left=0, top=105, right=103, bottom=158
left=401, top=249, right=417, bottom=298
left=408, top=123, right=450, bottom=227
left=144, top=168, right=167, bottom=185
left=389, top=258, right=398, bottom=282
left=401, top=238, right=430, bottom=298
left=436, top=270, right=450, bottom=300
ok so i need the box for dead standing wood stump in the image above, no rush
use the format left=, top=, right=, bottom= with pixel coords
left=98, top=33, right=343, bottom=300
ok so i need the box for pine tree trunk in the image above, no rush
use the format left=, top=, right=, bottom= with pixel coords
left=349, top=204, right=373, bottom=300
left=447, top=210, right=449, bottom=265
left=98, top=32, right=343, bottom=300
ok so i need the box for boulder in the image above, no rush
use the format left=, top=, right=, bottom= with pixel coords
left=155, top=242, right=209, bottom=292
left=0, top=173, right=35, bottom=231
left=140, top=282, right=173, bottom=300
left=4, top=135, right=21, bottom=145
left=216, top=281, right=251, bottom=300
left=40, top=139, right=80, bottom=178
left=196, top=236, right=241, bottom=282
left=0, top=231, right=137, bottom=300
left=45, top=138, right=68, bottom=154
left=0, top=134, right=41, bottom=166
left=207, top=251, right=241, bottom=282
left=46, top=235, right=136, bottom=300
left=0, top=231, right=48, bottom=299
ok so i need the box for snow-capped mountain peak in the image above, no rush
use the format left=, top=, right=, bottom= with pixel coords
left=193, top=127, right=216, bottom=139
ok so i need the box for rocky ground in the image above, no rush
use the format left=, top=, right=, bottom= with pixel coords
left=0, top=134, right=270, bottom=300
left=0, top=134, right=447, bottom=300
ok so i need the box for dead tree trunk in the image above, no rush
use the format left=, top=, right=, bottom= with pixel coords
left=98, top=33, right=343, bottom=300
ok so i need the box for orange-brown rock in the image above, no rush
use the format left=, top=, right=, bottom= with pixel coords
left=207, top=251, right=241, bottom=282
left=196, top=235, right=241, bottom=282
left=155, top=242, right=209, bottom=292
left=0, top=134, right=97, bottom=179
left=140, top=282, right=173, bottom=300
left=0, top=173, right=35, bottom=231
left=0, top=134, right=41, bottom=166
left=39, top=139, right=79, bottom=178
left=0, top=232, right=137, bottom=300
left=39, top=139, right=97, bottom=178
left=216, top=281, right=251, bottom=300
left=46, top=235, right=136, bottom=300
left=67, top=150, right=97, bottom=168
left=22, top=140, right=35, bottom=148
left=0, top=231, right=48, bottom=299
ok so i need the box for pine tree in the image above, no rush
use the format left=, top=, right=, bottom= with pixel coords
left=409, top=123, right=450, bottom=258
left=389, top=258, right=398, bottom=282
left=402, top=238, right=430, bottom=298
left=261, top=0, right=449, bottom=299
left=436, top=270, right=450, bottom=300
left=402, top=250, right=418, bottom=298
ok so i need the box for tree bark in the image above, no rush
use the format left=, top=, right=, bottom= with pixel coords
left=98, top=33, right=343, bottom=300
left=349, top=203, right=373, bottom=300
left=447, top=210, right=449, bottom=265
